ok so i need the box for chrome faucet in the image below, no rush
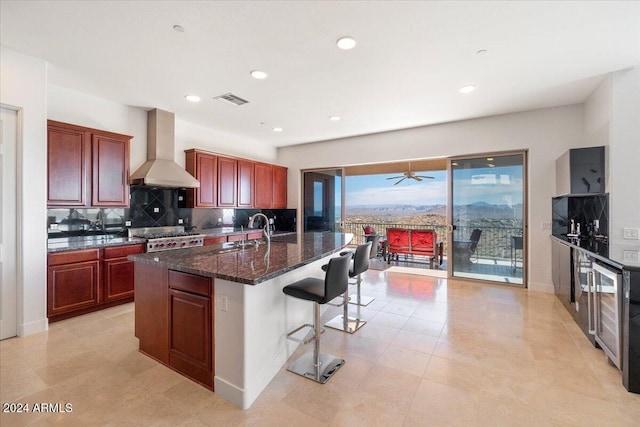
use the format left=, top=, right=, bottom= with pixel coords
left=248, top=213, right=271, bottom=245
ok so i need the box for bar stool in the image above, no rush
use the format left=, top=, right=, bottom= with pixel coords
left=282, top=252, right=352, bottom=384
left=324, top=241, right=372, bottom=333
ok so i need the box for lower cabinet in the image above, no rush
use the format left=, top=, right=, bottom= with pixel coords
left=103, top=245, right=145, bottom=302
left=47, top=244, right=144, bottom=321
left=168, top=270, right=214, bottom=389
left=48, top=249, right=100, bottom=317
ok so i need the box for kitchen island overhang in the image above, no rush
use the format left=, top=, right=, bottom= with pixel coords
left=129, top=232, right=353, bottom=409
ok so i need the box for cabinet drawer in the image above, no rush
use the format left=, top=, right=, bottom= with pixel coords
left=103, top=244, right=145, bottom=259
left=48, top=249, right=100, bottom=266
left=169, top=270, right=212, bottom=297
left=204, top=236, right=227, bottom=246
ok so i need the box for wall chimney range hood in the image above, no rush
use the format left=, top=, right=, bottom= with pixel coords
left=130, top=109, right=200, bottom=188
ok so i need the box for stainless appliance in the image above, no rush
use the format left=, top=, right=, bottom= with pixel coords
left=130, top=109, right=200, bottom=188
left=592, top=261, right=623, bottom=369
left=573, top=248, right=596, bottom=343
left=129, top=226, right=205, bottom=252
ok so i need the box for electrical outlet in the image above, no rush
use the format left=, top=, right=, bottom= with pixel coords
left=541, top=222, right=552, bottom=231
left=623, top=228, right=640, bottom=240
left=153, top=207, right=160, bottom=213
left=50, top=223, right=59, bottom=230
left=125, top=220, right=131, bottom=227
left=178, top=218, right=184, bottom=224
left=220, top=296, right=228, bottom=312
left=623, top=250, right=640, bottom=263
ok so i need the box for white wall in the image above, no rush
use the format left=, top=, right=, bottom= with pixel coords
left=609, top=66, right=640, bottom=260
left=278, top=105, right=587, bottom=290
left=0, top=47, right=48, bottom=335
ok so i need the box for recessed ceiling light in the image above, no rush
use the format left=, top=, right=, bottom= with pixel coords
left=488, top=164, right=495, bottom=168
left=329, top=116, right=341, bottom=121
left=272, top=127, right=283, bottom=132
left=476, top=49, right=487, bottom=55
left=250, top=70, right=268, bottom=80
left=459, top=85, right=475, bottom=94
left=173, top=25, right=184, bottom=33
left=336, top=36, right=356, bottom=50
left=185, top=94, right=201, bottom=102
left=486, top=157, right=494, bottom=161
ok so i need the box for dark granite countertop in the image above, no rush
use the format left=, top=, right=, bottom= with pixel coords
left=128, top=232, right=354, bottom=285
left=48, top=236, right=146, bottom=252
left=550, top=235, right=640, bottom=271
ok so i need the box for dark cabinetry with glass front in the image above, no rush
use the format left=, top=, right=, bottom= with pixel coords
left=555, top=146, right=605, bottom=196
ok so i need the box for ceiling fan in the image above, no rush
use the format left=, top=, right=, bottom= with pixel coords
left=386, top=162, right=435, bottom=185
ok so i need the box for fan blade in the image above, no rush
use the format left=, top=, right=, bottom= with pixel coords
left=415, top=175, right=435, bottom=179
left=413, top=176, right=423, bottom=181
left=386, top=175, right=405, bottom=180
left=393, top=177, right=407, bottom=185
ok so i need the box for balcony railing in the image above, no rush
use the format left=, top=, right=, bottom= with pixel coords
left=344, top=221, right=523, bottom=261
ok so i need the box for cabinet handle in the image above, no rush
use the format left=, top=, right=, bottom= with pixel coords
left=587, top=270, right=595, bottom=335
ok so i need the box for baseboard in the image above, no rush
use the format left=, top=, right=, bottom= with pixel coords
left=19, top=317, right=48, bottom=336
left=528, top=281, right=554, bottom=293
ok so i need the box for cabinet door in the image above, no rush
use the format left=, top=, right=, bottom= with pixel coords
left=92, top=133, right=130, bottom=207
left=218, top=157, right=237, bottom=207
left=185, top=150, right=217, bottom=207
left=47, top=260, right=100, bottom=316
left=237, top=160, right=255, bottom=207
left=169, top=288, right=213, bottom=388
left=47, top=123, right=90, bottom=207
left=272, top=165, right=287, bottom=208
left=103, top=244, right=144, bottom=302
left=254, top=163, right=273, bottom=208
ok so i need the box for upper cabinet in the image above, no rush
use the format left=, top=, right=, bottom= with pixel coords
left=237, top=160, right=254, bottom=208
left=184, top=149, right=287, bottom=209
left=254, top=163, right=273, bottom=208
left=185, top=150, right=217, bottom=207
left=217, top=157, right=237, bottom=207
left=556, top=146, right=605, bottom=196
left=47, top=120, right=131, bottom=208
left=272, top=165, right=287, bottom=209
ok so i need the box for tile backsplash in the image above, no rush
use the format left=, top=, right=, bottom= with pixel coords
left=48, top=186, right=297, bottom=239
left=552, top=193, right=609, bottom=238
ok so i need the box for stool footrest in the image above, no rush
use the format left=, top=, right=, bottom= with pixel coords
left=348, top=294, right=375, bottom=306
left=324, top=314, right=366, bottom=334
left=327, top=295, right=346, bottom=307
left=286, top=323, right=324, bottom=344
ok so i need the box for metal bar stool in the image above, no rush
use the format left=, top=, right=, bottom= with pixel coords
left=324, top=242, right=371, bottom=333
left=282, top=252, right=352, bottom=383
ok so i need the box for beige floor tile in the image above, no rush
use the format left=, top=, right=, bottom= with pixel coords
left=358, top=364, right=422, bottom=410
left=391, top=329, right=438, bottom=355
left=423, top=355, right=484, bottom=393
left=2, top=271, right=637, bottom=426
left=377, top=344, right=430, bottom=377
left=409, top=379, right=480, bottom=427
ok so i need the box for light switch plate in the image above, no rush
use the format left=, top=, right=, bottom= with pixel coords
left=220, top=296, right=228, bottom=312
left=153, top=207, right=160, bottom=213
left=623, top=228, right=640, bottom=240
left=178, top=218, right=183, bottom=224
left=541, top=222, right=552, bottom=231
left=125, top=220, right=131, bottom=227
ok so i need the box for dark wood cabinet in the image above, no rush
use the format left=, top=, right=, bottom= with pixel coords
left=92, top=133, right=130, bottom=206
left=47, top=120, right=131, bottom=208
left=185, top=150, right=217, bottom=207
left=47, top=244, right=143, bottom=321
left=103, top=244, right=145, bottom=302
left=204, top=235, right=227, bottom=245
left=254, top=163, right=273, bottom=208
left=47, top=249, right=100, bottom=317
left=218, top=157, right=237, bottom=207
left=237, top=160, right=254, bottom=208
left=47, top=123, right=90, bottom=206
left=184, top=149, right=286, bottom=209
left=168, top=270, right=214, bottom=389
left=272, top=165, right=287, bottom=208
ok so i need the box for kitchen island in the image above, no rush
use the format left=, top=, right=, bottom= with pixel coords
left=129, top=232, right=353, bottom=409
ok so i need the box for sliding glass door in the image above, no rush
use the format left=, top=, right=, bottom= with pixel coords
left=302, top=168, right=345, bottom=232
left=448, top=152, right=527, bottom=286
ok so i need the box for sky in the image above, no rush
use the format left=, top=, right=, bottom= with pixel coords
left=346, top=165, right=523, bottom=207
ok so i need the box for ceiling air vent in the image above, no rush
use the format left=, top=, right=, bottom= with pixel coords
left=214, top=93, right=249, bottom=106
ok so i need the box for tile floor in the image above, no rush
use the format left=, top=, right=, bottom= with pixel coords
left=1, top=270, right=639, bottom=426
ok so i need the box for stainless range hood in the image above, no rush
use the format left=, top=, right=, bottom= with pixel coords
left=130, top=109, right=200, bottom=188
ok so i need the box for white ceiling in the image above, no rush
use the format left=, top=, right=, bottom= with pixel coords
left=2, top=1, right=639, bottom=148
